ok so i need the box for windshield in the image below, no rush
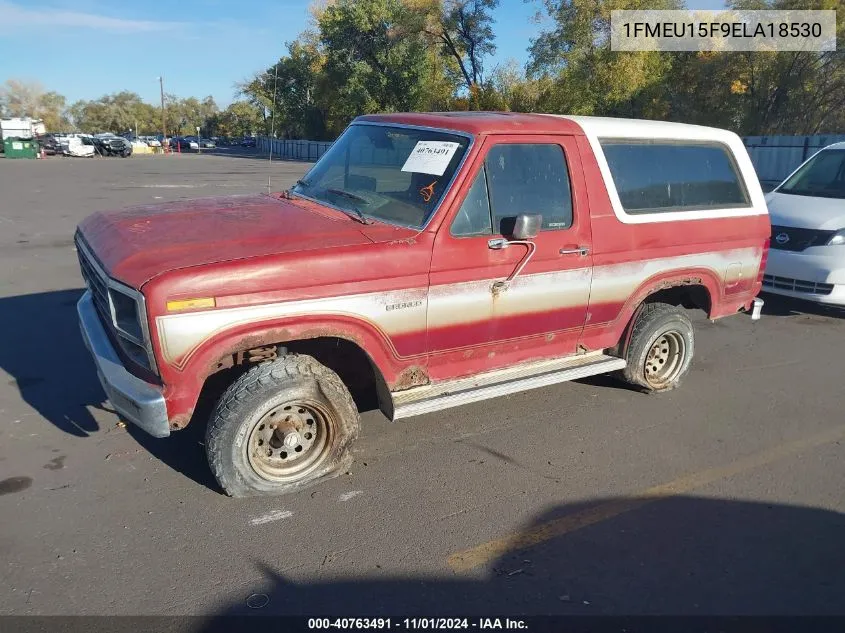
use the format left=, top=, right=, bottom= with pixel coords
left=292, top=124, right=470, bottom=228
left=778, top=149, right=845, bottom=199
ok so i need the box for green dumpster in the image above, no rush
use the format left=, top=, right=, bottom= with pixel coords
left=3, top=137, right=39, bottom=159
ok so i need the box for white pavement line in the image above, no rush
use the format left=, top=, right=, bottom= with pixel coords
left=249, top=510, right=293, bottom=525
left=138, top=184, right=205, bottom=188
left=339, top=490, right=363, bottom=502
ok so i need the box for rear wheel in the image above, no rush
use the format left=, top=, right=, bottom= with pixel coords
left=206, top=354, right=359, bottom=497
left=621, top=302, right=694, bottom=392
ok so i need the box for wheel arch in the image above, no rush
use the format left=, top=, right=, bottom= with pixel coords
left=609, top=269, right=717, bottom=358
left=160, top=314, right=410, bottom=429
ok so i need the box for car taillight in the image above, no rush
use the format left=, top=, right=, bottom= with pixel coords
left=757, top=238, right=770, bottom=284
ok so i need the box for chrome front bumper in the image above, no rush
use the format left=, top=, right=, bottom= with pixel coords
left=77, top=291, right=170, bottom=438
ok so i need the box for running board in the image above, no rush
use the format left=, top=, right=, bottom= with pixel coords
left=391, top=352, right=627, bottom=420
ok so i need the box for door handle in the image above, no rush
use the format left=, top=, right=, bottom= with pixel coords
left=559, top=246, right=589, bottom=256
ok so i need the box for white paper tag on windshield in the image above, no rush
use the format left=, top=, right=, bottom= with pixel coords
left=401, top=141, right=460, bottom=176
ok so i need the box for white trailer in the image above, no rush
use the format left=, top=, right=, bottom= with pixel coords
left=1, top=118, right=45, bottom=140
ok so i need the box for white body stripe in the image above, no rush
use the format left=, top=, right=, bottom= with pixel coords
left=427, top=268, right=592, bottom=328
left=157, top=288, right=427, bottom=366
left=589, top=248, right=760, bottom=304
left=156, top=250, right=759, bottom=367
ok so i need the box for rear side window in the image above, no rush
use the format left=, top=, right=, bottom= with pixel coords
left=599, top=140, right=750, bottom=214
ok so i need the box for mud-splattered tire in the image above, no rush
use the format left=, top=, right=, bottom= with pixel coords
left=621, top=302, right=694, bottom=393
left=206, top=354, right=359, bottom=497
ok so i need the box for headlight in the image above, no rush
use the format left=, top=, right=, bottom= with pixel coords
left=827, top=229, right=845, bottom=246
left=109, top=286, right=143, bottom=342
left=107, top=284, right=156, bottom=373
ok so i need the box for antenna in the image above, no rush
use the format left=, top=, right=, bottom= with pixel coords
left=268, top=62, right=280, bottom=195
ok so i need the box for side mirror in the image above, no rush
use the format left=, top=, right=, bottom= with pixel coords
left=511, top=214, right=542, bottom=240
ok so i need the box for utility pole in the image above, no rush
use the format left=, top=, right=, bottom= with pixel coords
left=158, top=76, right=167, bottom=146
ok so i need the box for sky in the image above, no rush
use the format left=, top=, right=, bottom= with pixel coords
left=0, top=0, right=728, bottom=108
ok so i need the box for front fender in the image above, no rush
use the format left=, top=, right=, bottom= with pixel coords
left=157, top=313, right=423, bottom=426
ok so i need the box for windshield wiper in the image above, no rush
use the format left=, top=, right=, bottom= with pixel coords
left=781, top=188, right=845, bottom=199
left=284, top=178, right=311, bottom=200
left=325, top=188, right=372, bottom=224
left=288, top=178, right=310, bottom=194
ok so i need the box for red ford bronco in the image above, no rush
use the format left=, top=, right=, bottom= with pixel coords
left=76, top=112, right=770, bottom=496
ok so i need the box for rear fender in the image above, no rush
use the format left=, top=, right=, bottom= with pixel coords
left=601, top=268, right=720, bottom=353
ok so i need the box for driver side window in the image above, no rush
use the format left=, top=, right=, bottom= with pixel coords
left=450, top=166, right=493, bottom=237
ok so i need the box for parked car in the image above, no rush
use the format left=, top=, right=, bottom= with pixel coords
left=74, top=113, right=769, bottom=497
left=173, top=137, right=199, bottom=151
left=64, top=136, right=96, bottom=157
left=241, top=137, right=256, bottom=147
left=93, top=134, right=132, bottom=157
left=763, top=142, right=845, bottom=306
left=35, top=134, right=60, bottom=155
left=142, top=136, right=162, bottom=148
left=200, top=138, right=216, bottom=149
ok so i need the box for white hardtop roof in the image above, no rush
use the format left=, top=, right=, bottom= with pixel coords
left=539, top=114, right=741, bottom=143
left=821, top=141, right=845, bottom=150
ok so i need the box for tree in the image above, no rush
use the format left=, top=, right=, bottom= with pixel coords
left=38, top=91, right=69, bottom=131
left=526, top=0, right=845, bottom=134
left=210, top=101, right=265, bottom=138
left=680, top=0, right=845, bottom=135
left=527, top=0, right=682, bottom=118
left=0, top=79, right=44, bottom=118
left=413, top=0, right=498, bottom=100
left=68, top=92, right=197, bottom=135
left=255, top=36, right=330, bottom=139
left=479, top=60, right=549, bottom=112
left=0, top=80, right=72, bottom=130
left=318, top=0, right=433, bottom=133
left=158, top=94, right=218, bottom=136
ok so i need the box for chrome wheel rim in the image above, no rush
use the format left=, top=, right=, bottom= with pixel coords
left=246, top=400, right=331, bottom=482
left=644, top=331, right=686, bottom=388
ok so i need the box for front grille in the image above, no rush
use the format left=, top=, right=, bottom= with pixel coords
left=75, top=234, right=156, bottom=374
left=769, top=225, right=834, bottom=252
left=763, top=274, right=834, bottom=296
left=75, top=234, right=111, bottom=325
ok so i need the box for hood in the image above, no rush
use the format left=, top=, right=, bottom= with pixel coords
left=77, top=193, right=382, bottom=288
left=765, top=190, right=845, bottom=231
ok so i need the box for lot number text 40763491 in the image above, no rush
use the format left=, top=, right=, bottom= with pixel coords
left=307, top=618, right=528, bottom=630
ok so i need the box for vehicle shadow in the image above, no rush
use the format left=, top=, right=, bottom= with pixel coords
left=574, top=372, right=645, bottom=393
left=0, top=288, right=109, bottom=437
left=126, top=377, right=223, bottom=493
left=760, top=292, right=844, bottom=319
left=0, top=287, right=380, bottom=490
left=194, top=494, right=845, bottom=631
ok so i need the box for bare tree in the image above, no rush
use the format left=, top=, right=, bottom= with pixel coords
left=420, top=0, right=499, bottom=95
left=0, top=79, right=45, bottom=118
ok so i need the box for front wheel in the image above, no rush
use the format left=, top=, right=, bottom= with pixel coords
left=620, top=302, right=694, bottom=392
left=206, top=354, right=360, bottom=497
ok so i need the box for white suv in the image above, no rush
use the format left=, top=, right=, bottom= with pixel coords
left=763, top=142, right=845, bottom=306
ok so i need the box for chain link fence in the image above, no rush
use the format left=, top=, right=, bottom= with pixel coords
left=257, top=138, right=333, bottom=161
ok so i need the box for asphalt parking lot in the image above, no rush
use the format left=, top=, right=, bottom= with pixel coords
left=1, top=150, right=844, bottom=618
